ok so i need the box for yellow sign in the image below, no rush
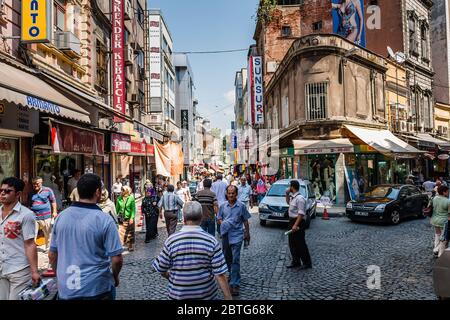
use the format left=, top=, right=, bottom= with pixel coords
left=0, top=103, right=4, bottom=114
left=21, top=0, right=52, bottom=43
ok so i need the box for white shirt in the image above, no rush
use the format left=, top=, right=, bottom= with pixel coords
left=112, top=182, right=122, bottom=194
left=67, top=177, right=79, bottom=194
left=0, top=202, right=36, bottom=275
left=288, top=192, right=306, bottom=219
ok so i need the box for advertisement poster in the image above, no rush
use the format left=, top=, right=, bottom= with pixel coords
left=344, top=165, right=360, bottom=201
left=331, top=0, right=366, bottom=47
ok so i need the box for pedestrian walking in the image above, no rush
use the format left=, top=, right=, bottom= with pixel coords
left=175, top=181, right=187, bottom=223
left=212, top=173, right=228, bottom=207
left=0, top=177, right=40, bottom=300
left=153, top=201, right=232, bottom=300
left=237, top=176, right=252, bottom=210
left=217, top=185, right=251, bottom=297
left=48, top=174, right=123, bottom=300
left=285, top=180, right=312, bottom=270
left=256, top=177, right=268, bottom=205
left=158, top=184, right=184, bottom=237
left=431, top=185, right=450, bottom=257
left=142, top=187, right=160, bottom=242
left=98, top=189, right=118, bottom=226
left=30, top=176, right=58, bottom=250
left=112, top=177, right=123, bottom=203
left=67, top=170, right=81, bottom=196
left=193, top=178, right=218, bottom=236
left=115, top=186, right=136, bottom=252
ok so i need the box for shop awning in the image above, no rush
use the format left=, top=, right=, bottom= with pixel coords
left=415, top=133, right=450, bottom=151
left=0, top=61, right=90, bottom=123
left=343, top=125, right=423, bottom=157
left=293, top=138, right=354, bottom=155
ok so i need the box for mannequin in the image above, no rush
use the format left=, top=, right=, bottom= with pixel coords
left=312, top=178, right=321, bottom=199
left=39, top=162, right=53, bottom=187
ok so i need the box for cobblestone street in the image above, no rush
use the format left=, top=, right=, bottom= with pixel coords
left=115, top=209, right=437, bottom=300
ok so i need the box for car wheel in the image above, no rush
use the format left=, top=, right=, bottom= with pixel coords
left=259, top=219, right=266, bottom=227
left=390, top=210, right=401, bottom=225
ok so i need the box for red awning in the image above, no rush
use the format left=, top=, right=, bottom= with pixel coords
left=51, top=121, right=104, bottom=156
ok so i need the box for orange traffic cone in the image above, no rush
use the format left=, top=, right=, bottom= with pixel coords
left=322, top=207, right=330, bottom=220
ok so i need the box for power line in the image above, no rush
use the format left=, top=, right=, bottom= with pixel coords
left=174, top=49, right=248, bottom=55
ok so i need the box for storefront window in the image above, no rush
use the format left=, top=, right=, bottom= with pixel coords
left=34, top=151, right=82, bottom=203
left=131, top=157, right=144, bottom=198
left=115, top=155, right=133, bottom=187
left=0, top=137, right=18, bottom=182
left=308, top=155, right=336, bottom=203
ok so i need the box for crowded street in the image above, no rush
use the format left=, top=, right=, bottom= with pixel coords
left=112, top=210, right=436, bottom=300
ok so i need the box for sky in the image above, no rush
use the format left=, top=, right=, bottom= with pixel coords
left=148, top=0, right=259, bottom=133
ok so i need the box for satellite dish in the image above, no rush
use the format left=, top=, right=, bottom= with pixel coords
left=395, top=52, right=406, bottom=64
left=387, top=46, right=395, bottom=58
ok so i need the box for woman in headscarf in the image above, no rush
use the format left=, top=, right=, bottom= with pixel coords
left=116, top=185, right=136, bottom=251
left=142, top=187, right=160, bottom=243
left=99, top=188, right=118, bottom=226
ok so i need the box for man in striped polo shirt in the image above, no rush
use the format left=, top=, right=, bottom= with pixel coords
left=153, top=201, right=232, bottom=300
left=30, top=177, right=57, bottom=249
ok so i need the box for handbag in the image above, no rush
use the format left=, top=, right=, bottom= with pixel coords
left=423, top=199, right=433, bottom=217
left=117, top=196, right=130, bottom=224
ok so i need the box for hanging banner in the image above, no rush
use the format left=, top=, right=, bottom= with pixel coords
left=112, top=0, right=125, bottom=122
left=154, top=141, right=184, bottom=177
left=331, top=0, right=366, bottom=47
left=252, top=56, right=264, bottom=125
left=21, top=0, right=52, bottom=43
left=111, top=133, right=131, bottom=153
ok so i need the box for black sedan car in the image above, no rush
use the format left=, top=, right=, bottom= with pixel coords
left=346, top=185, right=429, bottom=225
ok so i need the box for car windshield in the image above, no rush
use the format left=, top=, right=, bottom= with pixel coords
left=267, top=184, right=307, bottom=198
left=363, top=186, right=399, bottom=200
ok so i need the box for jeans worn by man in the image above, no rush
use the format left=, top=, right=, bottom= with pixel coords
left=217, top=195, right=251, bottom=296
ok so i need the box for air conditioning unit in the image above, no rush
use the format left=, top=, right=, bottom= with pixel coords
left=127, top=93, right=138, bottom=104
left=267, top=61, right=278, bottom=73
left=124, top=0, right=132, bottom=20
left=398, top=120, right=408, bottom=132
left=55, top=31, right=81, bottom=57
left=146, top=113, right=162, bottom=125
left=125, top=44, right=134, bottom=65
left=407, top=122, right=415, bottom=132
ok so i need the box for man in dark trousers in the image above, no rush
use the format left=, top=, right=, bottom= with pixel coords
left=285, top=180, right=312, bottom=270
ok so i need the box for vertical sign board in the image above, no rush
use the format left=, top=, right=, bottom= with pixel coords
left=252, top=56, right=264, bottom=125
left=248, top=56, right=255, bottom=124
left=149, top=16, right=162, bottom=98
left=21, top=0, right=52, bottom=43
left=181, top=110, right=189, bottom=130
left=112, top=0, right=125, bottom=123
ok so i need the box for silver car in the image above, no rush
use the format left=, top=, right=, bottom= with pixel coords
left=258, top=179, right=317, bottom=229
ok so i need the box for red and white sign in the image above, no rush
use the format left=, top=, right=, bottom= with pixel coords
left=112, top=0, right=125, bottom=123
left=149, top=14, right=162, bottom=98
left=111, top=133, right=131, bottom=153
left=249, top=56, right=264, bottom=125
left=130, top=141, right=147, bottom=155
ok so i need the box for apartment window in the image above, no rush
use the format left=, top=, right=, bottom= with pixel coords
left=95, top=40, right=108, bottom=91
left=170, top=105, right=175, bottom=121
left=54, top=0, right=66, bottom=32
left=282, top=96, right=289, bottom=127
left=305, top=82, right=328, bottom=120
left=277, top=0, right=301, bottom=5
left=138, top=90, right=145, bottom=110
left=421, top=23, right=429, bottom=61
left=137, top=49, right=144, bottom=69
left=281, top=26, right=292, bottom=37
left=136, top=2, right=144, bottom=26
left=124, top=28, right=130, bottom=45
left=423, top=94, right=431, bottom=128
left=312, top=21, right=322, bottom=31
left=408, top=12, right=418, bottom=56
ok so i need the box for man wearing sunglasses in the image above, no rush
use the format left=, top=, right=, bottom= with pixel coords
left=0, top=177, right=40, bottom=300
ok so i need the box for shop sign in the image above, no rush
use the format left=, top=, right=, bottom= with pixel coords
left=149, top=15, right=162, bottom=98
left=112, top=0, right=125, bottom=122
left=130, top=141, right=146, bottom=155
left=280, top=147, right=295, bottom=157
left=248, top=56, right=264, bottom=125
left=52, top=123, right=104, bottom=155
left=438, top=154, right=450, bottom=160
left=418, top=140, right=435, bottom=149
left=111, top=133, right=131, bottom=153
left=133, top=122, right=164, bottom=142
left=181, top=110, right=189, bottom=130
left=21, top=0, right=52, bottom=43
left=298, top=146, right=354, bottom=155
left=147, top=144, right=155, bottom=156
left=0, top=103, right=39, bottom=134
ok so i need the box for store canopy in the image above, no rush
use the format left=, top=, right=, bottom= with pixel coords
left=344, top=125, right=423, bottom=157
left=415, top=133, right=450, bottom=151
left=0, top=61, right=90, bottom=123
left=293, top=138, right=354, bottom=155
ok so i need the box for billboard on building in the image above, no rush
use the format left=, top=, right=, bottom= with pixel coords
left=248, top=56, right=264, bottom=125
left=331, top=0, right=366, bottom=47
left=21, top=0, right=52, bottom=43
left=112, top=0, right=125, bottom=122
left=149, top=16, right=162, bottom=98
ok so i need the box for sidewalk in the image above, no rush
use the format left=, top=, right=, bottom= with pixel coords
left=315, top=202, right=346, bottom=218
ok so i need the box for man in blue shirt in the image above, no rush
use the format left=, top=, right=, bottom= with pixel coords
left=48, top=174, right=123, bottom=300
left=237, top=176, right=252, bottom=210
left=217, top=185, right=251, bottom=297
